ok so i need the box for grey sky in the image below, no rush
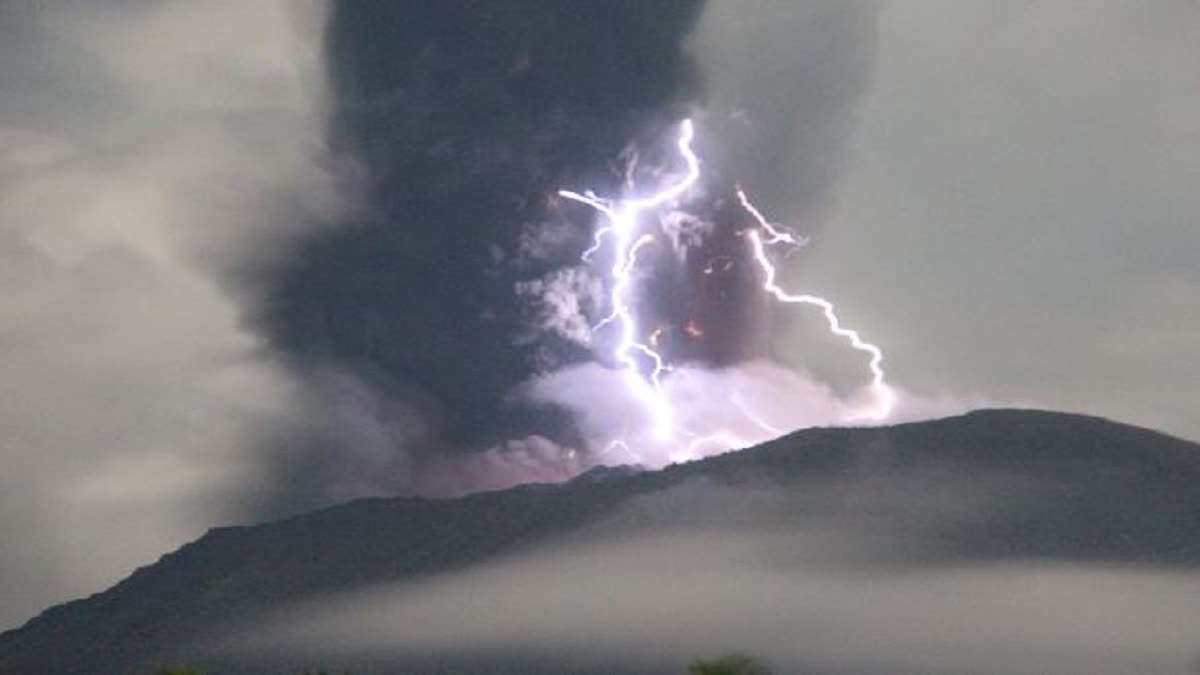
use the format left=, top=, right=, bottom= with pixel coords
left=0, top=0, right=1196, bottom=633
left=763, top=1, right=1200, bottom=440
left=0, top=1, right=333, bottom=627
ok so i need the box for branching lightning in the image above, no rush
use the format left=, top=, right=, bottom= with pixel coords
left=560, top=119, right=700, bottom=442
left=558, top=118, right=893, bottom=462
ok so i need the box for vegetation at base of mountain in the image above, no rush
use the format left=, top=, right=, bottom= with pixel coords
left=688, top=653, right=771, bottom=675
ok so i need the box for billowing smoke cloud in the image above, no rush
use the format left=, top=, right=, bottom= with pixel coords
left=251, top=0, right=936, bottom=509
left=254, top=0, right=706, bottom=465
left=0, top=1, right=336, bottom=627
left=249, top=1, right=717, bottom=505
left=514, top=267, right=606, bottom=349
left=690, top=0, right=880, bottom=225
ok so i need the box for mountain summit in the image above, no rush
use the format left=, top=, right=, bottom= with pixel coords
left=3, top=409, right=1198, bottom=674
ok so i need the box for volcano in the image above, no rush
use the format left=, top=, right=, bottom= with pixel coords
left=2, top=409, right=1198, bottom=674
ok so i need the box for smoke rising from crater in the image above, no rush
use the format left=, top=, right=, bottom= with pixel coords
left=254, top=0, right=910, bottom=506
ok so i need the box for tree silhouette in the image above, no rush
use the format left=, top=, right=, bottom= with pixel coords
left=688, top=653, right=770, bottom=675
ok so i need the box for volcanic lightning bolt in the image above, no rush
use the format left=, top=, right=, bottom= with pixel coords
left=737, top=187, right=895, bottom=422
left=560, top=119, right=700, bottom=443
left=558, top=118, right=893, bottom=462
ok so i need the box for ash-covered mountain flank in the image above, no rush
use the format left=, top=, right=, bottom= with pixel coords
left=2, top=409, right=1199, bottom=675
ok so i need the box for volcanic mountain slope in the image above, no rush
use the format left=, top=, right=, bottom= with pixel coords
left=2, top=409, right=1199, bottom=674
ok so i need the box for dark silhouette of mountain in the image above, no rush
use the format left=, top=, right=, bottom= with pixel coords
left=1, top=409, right=1197, bottom=674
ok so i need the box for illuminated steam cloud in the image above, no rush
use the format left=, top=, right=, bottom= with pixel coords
left=534, top=118, right=896, bottom=467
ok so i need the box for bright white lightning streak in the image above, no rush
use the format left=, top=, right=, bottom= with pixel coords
left=559, top=119, right=700, bottom=442
left=567, top=190, right=613, bottom=262
left=731, top=391, right=785, bottom=436
left=735, top=187, right=808, bottom=247
left=739, top=192, right=895, bottom=420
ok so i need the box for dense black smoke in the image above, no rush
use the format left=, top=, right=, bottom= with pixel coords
left=258, top=1, right=704, bottom=452
left=249, top=0, right=889, bottom=508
